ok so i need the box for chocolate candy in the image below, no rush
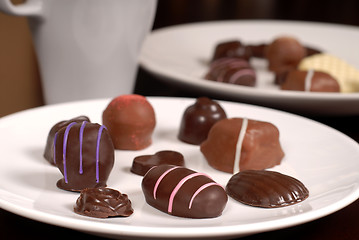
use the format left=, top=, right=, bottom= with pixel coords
left=211, top=40, right=252, bottom=61
left=102, top=94, right=156, bottom=150
left=226, top=170, right=309, bottom=208
left=280, top=70, right=340, bottom=92
left=54, top=122, right=114, bottom=192
left=74, top=187, right=133, bottom=218
left=131, top=150, right=185, bottom=176
left=205, top=57, right=256, bottom=86
left=266, top=36, right=306, bottom=73
left=142, top=165, right=228, bottom=218
left=178, top=97, right=227, bottom=145
left=44, top=116, right=90, bottom=165
left=200, top=118, right=284, bottom=174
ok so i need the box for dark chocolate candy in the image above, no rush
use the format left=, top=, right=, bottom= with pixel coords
left=102, top=94, right=156, bottom=150
left=74, top=187, right=133, bottom=218
left=142, top=165, right=228, bottom=218
left=205, top=58, right=256, bottom=86
left=178, top=97, right=227, bottom=145
left=200, top=118, right=284, bottom=174
left=280, top=70, right=340, bottom=92
left=226, top=170, right=309, bottom=208
left=131, top=150, right=185, bottom=176
left=44, top=116, right=90, bottom=165
left=211, top=40, right=252, bottom=61
left=54, top=122, right=114, bottom=192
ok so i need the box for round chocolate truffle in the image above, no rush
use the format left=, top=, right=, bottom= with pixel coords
left=266, top=36, right=306, bottom=73
left=74, top=187, right=134, bottom=218
left=44, top=116, right=90, bottom=166
left=102, top=94, right=156, bottom=150
left=205, top=57, right=256, bottom=86
left=178, top=97, right=227, bottom=145
left=211, top=40, right=252, bottom=61
left=55, top=122, right=114, bottom=192
left=280, top=70, right=340, bottom=92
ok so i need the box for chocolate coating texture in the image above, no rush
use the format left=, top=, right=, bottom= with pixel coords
left=102, top=94, right=156, bottom=150
left=266, top=36, right=306, bottom=73
left=55, top=122, right=114, bottom=192
left=178, top=97, right=227, bottom=145
left=226, top=170, right=309, bottom=208
left=131, top=150, right=185, bottom=176
left=205, top=58, right=256, bottom=86
left=280, top=70, right=340, bottom=92
left=211, top=40, right=252, bottom=61
left=142, top=165, right=228, bottom=218
left=74, top=187, right=133, bottom=218
left=44, top=116, right=90, bottom=165
left=200, top=118, right=284, bottom=174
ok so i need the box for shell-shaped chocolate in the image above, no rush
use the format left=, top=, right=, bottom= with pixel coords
left=142, top=165, right=228, bottom=218
left=226, top=170, right=309, bottom=208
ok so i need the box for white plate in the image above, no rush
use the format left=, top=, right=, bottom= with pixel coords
left=140, top=20, right=359, bottom=115
left=1, top=97, right=359, bottom=239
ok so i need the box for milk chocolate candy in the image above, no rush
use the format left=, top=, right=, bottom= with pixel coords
left=226, top=170, right=309, bottom=208
left=280, top=70, right=340, bottom=92
left=54, top=122, right=114, bottom=192
left=131, top=150, right=185, bottom=176
left=142, top=165, right=228, bottom=218
left=200, top=118, right=284, bottom=174
left=178, top=97, right=227, bottom=145
left=44, top=115, right=90, bottom=165
left=102, top=94, right=156, bottom=150
left=74, top=187, right=133, bottom=218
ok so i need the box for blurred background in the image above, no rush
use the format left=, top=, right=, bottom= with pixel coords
left=1, top=0, right=359, bottom=117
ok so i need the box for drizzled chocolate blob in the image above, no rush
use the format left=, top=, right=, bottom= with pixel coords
left=131, top=150, right=185, bottom=176
left=142, top=165, right=228, bottom=218
left=178, top=97, right=227, bottom=145
left=43, top=116, right=90, bottom=165
left=211, top=40, right=252, bottom=61
left=226, top=170, right=309, bottom=208
left=54, top=122, right=114, bottom=192
left=74, top=187, right=133, bottom=218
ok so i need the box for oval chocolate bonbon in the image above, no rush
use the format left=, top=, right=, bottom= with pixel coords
left=226, top=170, right=309, bottom=208
left=142, top=165, right=228, bottom=218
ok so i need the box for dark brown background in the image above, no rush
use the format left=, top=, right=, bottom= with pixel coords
left=1, top=0, right=359, bottom=239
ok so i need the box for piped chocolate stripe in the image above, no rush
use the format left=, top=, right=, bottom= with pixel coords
left=233, top=118, right=248, bottom=174
left=96, top=125, right=106, bottom=183
left=62, top=122, right=77, bottom=183
left=79, top=121, right=88, bottom=174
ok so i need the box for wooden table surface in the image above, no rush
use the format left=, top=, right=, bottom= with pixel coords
left=1, top=0, right=359, bottom=239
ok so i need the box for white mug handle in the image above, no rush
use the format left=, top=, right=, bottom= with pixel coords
left=0, top=0, right=43, bottom=17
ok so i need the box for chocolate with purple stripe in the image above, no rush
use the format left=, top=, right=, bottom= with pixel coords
left=54, top=122, right=114, bottom=192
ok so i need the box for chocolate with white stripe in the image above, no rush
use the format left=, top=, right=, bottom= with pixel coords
left=142, top=165, right=227, bottom=218
left=54, top=122, right=114, bottom=192
left=226, top=170, right=309, bottom=208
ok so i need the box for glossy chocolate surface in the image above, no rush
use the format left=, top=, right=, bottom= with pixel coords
left=131, top=150, right=185, bottom=176
left=142, top=165, right=228, bottom=218
left=226, top=170, right=309, bottom=208
left=43, top=116, right=90, bottom=166
left=205, top=57, right=256, bottom=86
left=200, top=118, right=284, bottom=173
left=102, top=94, right=156, bottom=150
left=178, top=97, right=227, bottom=145
left=55, top=122, right=114, bottom=192
left=74, top=187, right=133, bottom=218
left=211, top=40, right=252, bottom=61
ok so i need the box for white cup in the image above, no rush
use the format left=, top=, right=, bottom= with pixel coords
left=0, top=0, right=157, bottom=104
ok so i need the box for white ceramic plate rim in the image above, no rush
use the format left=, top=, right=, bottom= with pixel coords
left=1, top=97, right=359, bottom=239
